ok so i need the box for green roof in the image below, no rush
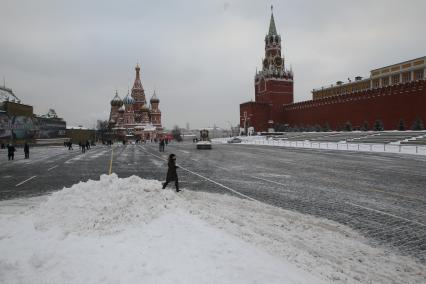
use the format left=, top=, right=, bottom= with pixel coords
left=268, top=10, right=277, bottom=35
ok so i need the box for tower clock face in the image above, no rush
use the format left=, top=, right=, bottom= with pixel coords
left=274, top=57, right=283, bottom=67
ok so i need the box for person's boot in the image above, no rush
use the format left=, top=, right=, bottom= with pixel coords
left=162, top=183, right=166, bottom=189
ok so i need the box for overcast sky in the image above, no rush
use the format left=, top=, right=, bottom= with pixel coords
left=1, top=0, right=425, bottom=129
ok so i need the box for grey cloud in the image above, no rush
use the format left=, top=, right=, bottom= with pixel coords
left=1, top=0, right=425, bottom=129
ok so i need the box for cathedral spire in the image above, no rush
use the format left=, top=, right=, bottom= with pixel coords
left=268, top=5, right=277, bottom=36
left=131, top=63, right=146, bottom=105
left=132, top=63, right=143, bottom=90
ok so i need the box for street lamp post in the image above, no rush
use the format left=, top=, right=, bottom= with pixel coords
left=226, top=120, right=233, bottom=137
left=243, top=111, right=248, bottom=136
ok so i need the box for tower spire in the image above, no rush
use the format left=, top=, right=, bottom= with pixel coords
left=135, top=63, right=140, bottom=78
left=268, top=5, right=277, bottom=35
left=131, top=63, right=146, bottom=107
left=132, top=63, right=143, bottom=90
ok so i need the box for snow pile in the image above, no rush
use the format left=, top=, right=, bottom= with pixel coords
left=0, top=175, right=424, bottom=283
left=34, top=174, right=177, bottom=234
left=0, top=175, right=324, bottom=284
left=184, top=192, right=426, bottom=283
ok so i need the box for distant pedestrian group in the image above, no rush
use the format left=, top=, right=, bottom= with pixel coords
left=78, top=140, right=91, bottom=153
left=65, top=141, right=73, bottom=150
left=6, top=142, right=30, bottom=160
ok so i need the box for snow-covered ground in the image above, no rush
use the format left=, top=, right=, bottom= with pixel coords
left=213, top=136, right=426, bottom=156
left=0, top=175, right=424, bottom=283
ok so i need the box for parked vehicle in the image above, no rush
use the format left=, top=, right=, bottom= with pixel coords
left=196, top=129, right=212, bottom=150
left=227, top=137, right=242, bottom=143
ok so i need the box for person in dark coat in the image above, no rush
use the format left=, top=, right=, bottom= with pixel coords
left=7, top=144, right=16, bottom=160
left=162, top=154, right=180, bottom=192
left=24, top=142, right=30, bottom=159
left=79, top=141, right=85, bottom=153
left=159, top=139, right=165, bottom=152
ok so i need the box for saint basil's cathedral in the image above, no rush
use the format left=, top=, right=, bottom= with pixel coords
left=108, top=64, right=163, bottom=141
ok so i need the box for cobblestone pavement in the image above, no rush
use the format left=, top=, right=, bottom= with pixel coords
left=1, top=142, right=425, bottom=262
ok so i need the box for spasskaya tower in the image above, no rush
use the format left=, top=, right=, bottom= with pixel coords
left=240, top=6, right=294, bottom=132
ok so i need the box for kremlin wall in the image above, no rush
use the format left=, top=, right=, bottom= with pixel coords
left=240, top=9, right=426, bottom=133
left=284, top=79, right=425, bottom=131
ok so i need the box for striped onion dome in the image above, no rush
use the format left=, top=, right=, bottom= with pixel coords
left=123, top=92, right=135, bottom=105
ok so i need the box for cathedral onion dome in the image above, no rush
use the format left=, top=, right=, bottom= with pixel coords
left=118, top=104, right=125, bottom=112
left=110, top=91, right=123, bottom=107
left=123, top=93, right=135, bottom=105
left=150, top=91, right=159, bottom=103
left=140, top=104, right=149, bottom=112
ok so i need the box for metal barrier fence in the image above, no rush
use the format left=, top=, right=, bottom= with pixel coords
left=212, top=138, right=426, bottom=155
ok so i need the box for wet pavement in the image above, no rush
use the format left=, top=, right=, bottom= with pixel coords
left=1, top=142, right=425, bottom=262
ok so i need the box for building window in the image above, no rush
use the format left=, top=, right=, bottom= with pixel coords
left=391, top=74, right=400, bottom=85
left=414, top=69, right=424, bottom=80
left=381, top=77, right=389, bottom=87
left=402, top=72, right=411, bottom=83
left=372, top=79, right=380, bottom=88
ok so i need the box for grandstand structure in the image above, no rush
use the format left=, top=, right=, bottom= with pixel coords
left=269, top=131, right=426, bottom=145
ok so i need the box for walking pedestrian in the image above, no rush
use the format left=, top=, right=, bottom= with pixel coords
left=24, top=142, right=30, bottom=159
left=80, top=141, right=85, bottom=153
left=159, top=138, right=165, bottom=152
left=162, top=154, right=180, bottom=192
left=7, top=144, right=16, bottom=160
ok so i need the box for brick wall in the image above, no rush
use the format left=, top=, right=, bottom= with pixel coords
left=283, top=80, right=426, bottom=130
left=240, top=102, right=271, bottom=132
